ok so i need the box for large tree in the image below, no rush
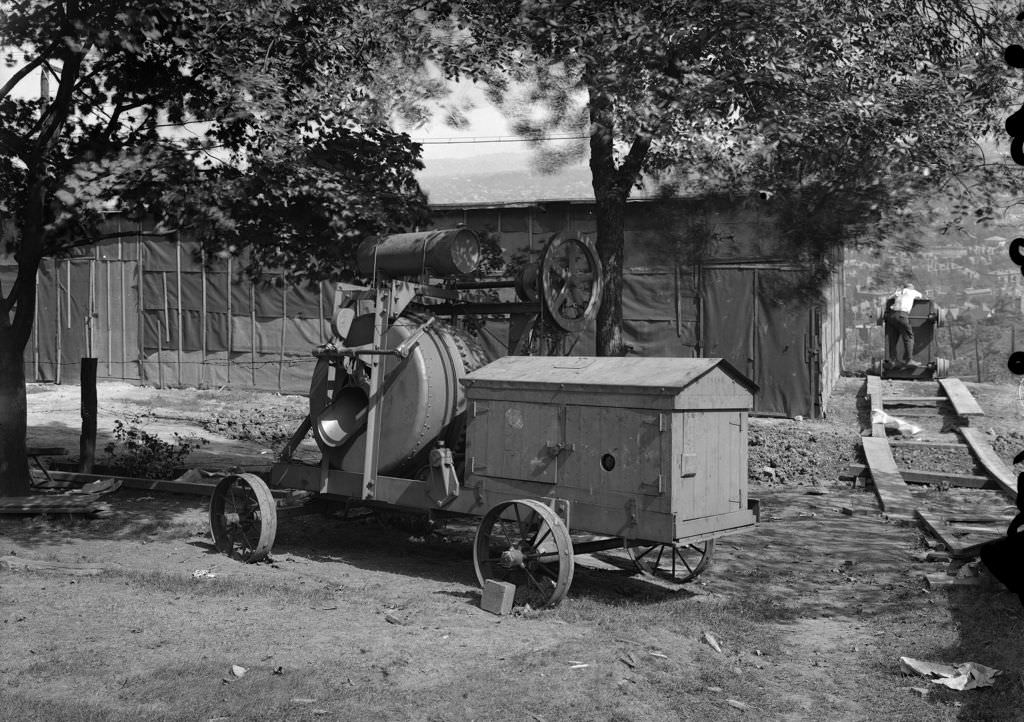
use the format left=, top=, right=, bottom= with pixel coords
left=433, top=0, right=1016, bottom=355
left=0, top=0, right=442, bottom=496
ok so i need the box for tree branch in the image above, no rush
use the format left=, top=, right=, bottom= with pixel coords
left=615, top=133, right=652, bottom=194
left=0, top=40, right=59, bottom=99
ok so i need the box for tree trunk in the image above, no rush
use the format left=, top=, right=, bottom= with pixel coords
left=0, top=333, right=30, bottom=496
left=589, top=89, right=628, bottom=357
left=592, top=186, right=627, bottom=356
left=587, top=87, right=650, bottom=357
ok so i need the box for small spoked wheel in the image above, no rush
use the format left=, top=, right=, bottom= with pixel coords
left=209, top=473, right=277, bottom=562
left=474, top=499, right=574, bottom=608
left=626, top=539, right=714, bottom=584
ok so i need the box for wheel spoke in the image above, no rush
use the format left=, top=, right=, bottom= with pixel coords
left=521, top=566, right=552, bottom=597
left=533, top=561, right=560, bottom=581
left=528, top=523, right=553, bottom=551
left=498, top=519, right=516, bottom=549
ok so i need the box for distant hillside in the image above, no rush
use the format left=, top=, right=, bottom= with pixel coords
left=418, top=155, right=593, bottom=205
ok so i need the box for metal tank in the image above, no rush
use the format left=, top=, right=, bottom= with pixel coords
left=309, top=312, right=488, bottom=476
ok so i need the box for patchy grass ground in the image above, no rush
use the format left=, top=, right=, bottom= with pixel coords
left=3, top=376, right=1024, bottom=721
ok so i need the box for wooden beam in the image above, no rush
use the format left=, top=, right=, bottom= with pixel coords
left=939, top=378, right=984, bottom=418
left=960, top=427, right=1017, bottom=501
left=841, top=463, right=992, bottom=489
left=888, top=440, right=966, bottom=449
left=915, top=509, right=1006, bottom=559
left=885, top=396, right=945, bottom=403
left=866, top=375, right=886, bottom=437
left=862, top=437, right=915, bottom=516
left=0, top=496, right=111, bottom=516
left=33, top=469, right=289, bottom=499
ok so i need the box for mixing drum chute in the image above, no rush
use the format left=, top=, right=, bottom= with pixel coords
left=309, top=313, right=488, bottom=475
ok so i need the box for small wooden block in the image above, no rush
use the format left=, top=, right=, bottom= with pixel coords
left=481, top=579, right=516, bottom=615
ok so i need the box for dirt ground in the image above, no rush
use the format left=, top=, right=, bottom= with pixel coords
left=3, top=376, right=1024, bottom=720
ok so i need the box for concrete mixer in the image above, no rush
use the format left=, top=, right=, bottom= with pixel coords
left=208, top=229, right=757, bottom=607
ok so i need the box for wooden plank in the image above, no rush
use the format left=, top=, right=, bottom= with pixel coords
left=861, top=437, right=914, bottom=516
left=915, top=509, right=1005, bottom=559
left=865, top=375, right=886, bottom=437
left=884, top=396, right=945, bottom=404
left=0, top=496, right=111, bottom=516
left=30, top=469, right=283, bottom=498
left=889, top=440, right=966, bottom=449
left=960, top=427, right=1017, bottom=501
left=939, top=378, right=984, bottom=417
left=0, top=555, right=107, bottom=576
left=902, top=470, right=992, bottom=489
left=840, top=463, right=992, bottom=488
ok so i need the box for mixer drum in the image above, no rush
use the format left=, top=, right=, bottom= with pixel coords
left=310, top=314, right=488, bottom=475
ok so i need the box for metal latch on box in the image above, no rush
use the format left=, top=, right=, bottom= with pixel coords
left=544, top=441, right=575, bottom=458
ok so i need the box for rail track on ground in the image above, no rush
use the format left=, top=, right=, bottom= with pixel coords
left=856, top=375, right=1019, bottom=566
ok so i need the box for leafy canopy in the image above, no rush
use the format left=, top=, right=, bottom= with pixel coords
left=1, top=0, right=450, bottom=283
left=433, top=0, right=1017, bottom=254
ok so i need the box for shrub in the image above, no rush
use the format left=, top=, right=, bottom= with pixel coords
left=103, top=419, right=208, bottom=479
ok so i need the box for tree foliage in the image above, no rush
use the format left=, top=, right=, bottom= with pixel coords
left=0, top=0, right=444, bottom=495
left=431, top=0, right=1017, bottom=354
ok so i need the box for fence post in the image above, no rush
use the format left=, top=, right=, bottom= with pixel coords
left=79, top=357, right=97, bottom=473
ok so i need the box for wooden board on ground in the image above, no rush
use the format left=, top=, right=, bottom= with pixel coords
left=0, top=495, right=111, bottom=517
left=0, top=555, right=107, bottom=576
left=915, top=509, right=1007, bottom=559
left=31, top=469, right=220, bottom=496
left=939, top=378, right=985, bottom=418
left=865, top=375, right=886, bottom=438
left=861, top=436, right=915, bottom=516
left=959, top=427, right=1017, bottom=502
left=840, top=463, right=992, bottom=489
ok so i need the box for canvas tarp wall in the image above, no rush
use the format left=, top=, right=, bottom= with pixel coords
left=440, top=200, right=844, bottom=418
left=11, top=198, right=843, bottom=417
left=11, top=218, right=334, bottom=393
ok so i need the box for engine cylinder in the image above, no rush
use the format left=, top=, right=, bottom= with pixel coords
left=356, top=229, right=480, bottom=277
left=310, top=314, right=488, bottom=475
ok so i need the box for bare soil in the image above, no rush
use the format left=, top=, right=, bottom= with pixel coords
left=3, top=376, right=1024, bottom=721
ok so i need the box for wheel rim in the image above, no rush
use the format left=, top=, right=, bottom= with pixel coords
left=474, top=499, right=574, bottom=607
left=540, top=236, right=603, bottom=333
left=626, top=539, right=714, bottom=584
left=209, top=473, right=277, bottom=562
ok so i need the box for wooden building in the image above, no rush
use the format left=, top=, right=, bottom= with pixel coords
left=2, top=192, right=844, bottom=419
left=431, top=196, right=845, bottom=419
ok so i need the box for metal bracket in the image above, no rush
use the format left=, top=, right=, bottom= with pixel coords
left=547, top=498, right=571, bottom=529
left=426, top=444, right=460, bottom=507
left=544, top=441, right=575, bottom=458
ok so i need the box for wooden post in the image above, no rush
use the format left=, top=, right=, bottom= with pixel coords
left=79, top=357, right=97, bottom=473
left=200, top=249, right=207, bottom=387
left=250, top=281, right=257, bottom=387
left=156, top=317, right=164, bottom=389
left=974, top=332, right=982, bottom=383
left=278, top=278, right=287, bottom=391
left=226, top=257, right=232, bottom=385
left=175, top=238, right=183, bottom=387
left=947, top=322, right=956, bottom=361
left=54, top=259, right=62, bottom=385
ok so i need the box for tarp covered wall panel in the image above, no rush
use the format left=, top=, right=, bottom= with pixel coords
left=623, top=319, right=697, bottom=357
left=701, top=268, right=756, bottom=382
left=754, top=271, right=813, bottom=418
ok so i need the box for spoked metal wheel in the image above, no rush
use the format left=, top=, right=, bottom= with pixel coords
left=539, top=236, right=603, bottom=333
left=626, top=539, right=714, bottom=585
left=209, top=473, right=277, bottom=562
left=474, top=499, right=574, bottom=608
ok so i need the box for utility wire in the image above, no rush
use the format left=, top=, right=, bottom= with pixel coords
left=413, top=134, right=588, bottom=145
